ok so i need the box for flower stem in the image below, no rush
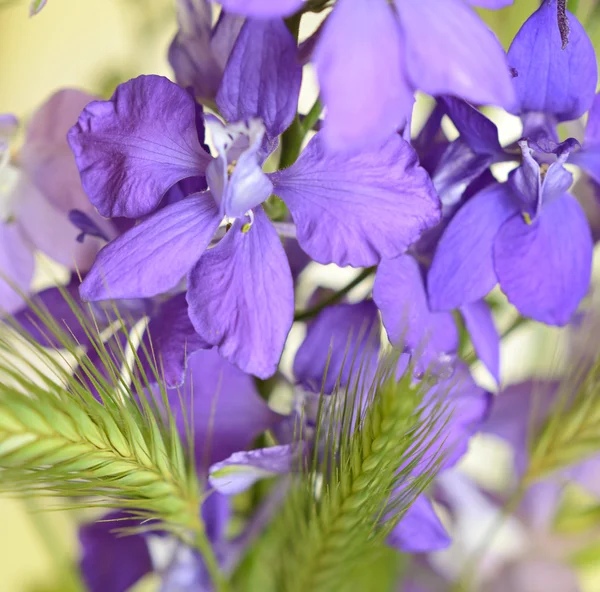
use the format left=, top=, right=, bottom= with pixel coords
left=194, top=526, right=231, bottom=592
left=293, top=267, right=375, bottom=322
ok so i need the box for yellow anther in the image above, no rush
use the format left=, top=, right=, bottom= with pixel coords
left=227, top=161, right=237, bottom=176
left=241, top=222, right=252, bottom=233
left=522, top=211, right=532, bottom=225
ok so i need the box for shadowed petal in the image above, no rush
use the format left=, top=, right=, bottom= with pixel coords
left=139, top=293, right=209, bottom=387
left=68, top=75, right=212, bottom=218
left=0, top=223, right=34, bottom=313
left=187, top=208, right=294, bottom=378
left=271, top=133, right=440, bottom=267
left=209, top=445, right=294, bottom=494
left=428, top=184, right=519, bottom=311
left=461, top=300, right=500, bottom=384
left=293, top=300, right=380, bottom=394
left=507, top=1, right=597, bottom=121
left=215, top=0, right=305, bottom=17
left=314, top=0, right=412, bottom=151
left=494, top=194, right=592, bottom=325
left=80, top=195, right=220, bottom=301
left=397, top=0, right=515, bottom=110
left=217, top=19, right=302, bottom=138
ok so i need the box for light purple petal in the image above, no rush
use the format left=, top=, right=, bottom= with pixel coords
left=397, top=0, right=515, bottom=110
left=489, top=559, right=579, bottom=592
left=585, top=93, right=600, bottom=146
left=271, top=133, right=440, bottom=267
left=387, top=495, right=450, bottom=553
left=187, top=207, right=294, bottom=379
left=68, top=75, right=212, bottom=219
left=567, top=455, right=600, bottom=499
left=465, top=0, right=513, bottom=6
left=494, top=194, right=592, bottom=326
left=217, top=19, right=302, bottom=138
left=293, top=300, right=380, bottom=394
left=460, top=300, right=500, bottom=384
left=168, top=349, right=283, bottom=467
left=209, top=445, right=294, bottom=495
left=139, top=293, right=209, bottom=387
left=314, top=0, right=412, bottom=151
left=374, top=255, right=458, bottom=367
left=507, top=1, right=597, bottom=121
left=211, top=12, right=245, bottom=70
left=428, top=184, right=519, bottom=311
left=0, top=223, right=34, bottom=313
left=80, top=195, right=220, bottom=301
left=79, top=511, right=152, bottom=592
left=214, top=0, right=305, bottom=17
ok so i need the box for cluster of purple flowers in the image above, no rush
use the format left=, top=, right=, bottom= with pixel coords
left=4, top=0, right=600, bottom=590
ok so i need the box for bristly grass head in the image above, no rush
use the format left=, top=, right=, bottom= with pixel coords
left=0, top=286, right=205, bottom=545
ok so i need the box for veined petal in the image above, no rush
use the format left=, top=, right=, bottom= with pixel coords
left=80, top=195, right=220, bottom=301
left=187, top=207, right=294, bottom=378
left=387, top=495, right=450, bottom=553
left=293, top=300, right=380, bottom=394
left=68, top=75, right=212, bottom=219
left=0, top=223, right=34, bottom=313
left=314, top=0, right=412, bottom=151
left=428, top=184, right=519, bottom=311
left=209, top=445, right=294, bottom=495
left=461, top=300, right=500, bottom=384
left=507, top=0, right=597, bottom=121
left=139, top=293, right=209, bottom=387
left=217, top=19, right=302, bottom=138
left=374, top=255, right=458, bottom=367
left=397, top=0, right=515, bottom=110
left=271, top=133, right=440, bottom=267
left=214, top=0, right=305, bottom=17
left=494, top=194, right=592, bottom=326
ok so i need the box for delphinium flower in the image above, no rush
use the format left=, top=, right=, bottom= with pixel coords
left=79, top=348, right=283, bottom=592
left=68, top=17, right=440, bottom=379
left=211, top=0, right=516, bottom=151
left=0, top=90, right=106, bottom=312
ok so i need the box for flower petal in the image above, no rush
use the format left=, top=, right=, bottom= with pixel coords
left=293, top=300, right=380, bottom=394
left=466, top=0, right=513, bottom=6
left=387, top=495, right=450, bottom=553
left=460, top=300, right=500, bottom=384
left=68, top=75, right=211, bottom=219
left=79, top=511, right=153, bottom=592
left=0, top=223, right=34, bottom=313
left=397, top=0, right=515, bottom=110
left=374, top=255, right=458, bottom=367
left=139, top=293, right=209, bottom=387
left=187, top=207, right=294, bottom=378
left=209, top=445, right=294, bottom=494
left=428, top=184, right=519, bottom=311
left=494, top=194, right=592, bottom=325
left=215, top=0, right=305, bottom=17
left=80, top=194, right=220, bottom=301
left=507, top=1, right=597, bottom=121
left=217, top=19, right=302, bottom=138
left=314, top=0, right=412, bottom=151
left=271, top=133, right=440, bottom=267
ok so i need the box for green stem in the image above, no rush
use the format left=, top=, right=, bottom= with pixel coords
left=294, top=267, right=375, bottom=322
left=465, top=314, right=528, bottom=366
left=194, top=527, right=231, bottom=592
left=301, top=98, right=323, bottom=133
left=279, top=115, right=304, bottom=169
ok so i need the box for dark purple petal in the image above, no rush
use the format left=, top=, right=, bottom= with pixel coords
left=494, top=194, right=592, bottom=326
left=217, top=19, right=302, bottom=138
left=138, top=293, right=209, bottom=387
left=0, top=223, right=34, bottom=313
left=387, top=495, right=450, bottom=553
left=187, top=208, right=294, bottom=378
left=374, top=256, right=458, bottom=367
left=293, top=300, right=380, bottom=394
left=168, top=348, right=283, bottom=467
left=209, top=445, right=294, bottom=494
left=507, top=0, right=597, bottom=121
left=68, top=75, right=211, bottom=219
left=215, top=0, right=305, bottom=17
left=314, top=0, right=412, bottom=151
left=80, top=195, right=220, bottom=301
left=79, top=511, right=153, bottom=592
left=428, top=184, right=519, bottom=311
left=397, top=0, right=515, bottom=110
left=461, top=300, right=500, bottom=384
left=271, top=133, right=440, bottom=267
left=441, top=97, right=502, bottom=156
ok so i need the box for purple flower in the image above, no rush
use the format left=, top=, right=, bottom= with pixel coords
left=428, top=138, right=593, bottom=326
left=69, top=20, right=439, bottom=377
